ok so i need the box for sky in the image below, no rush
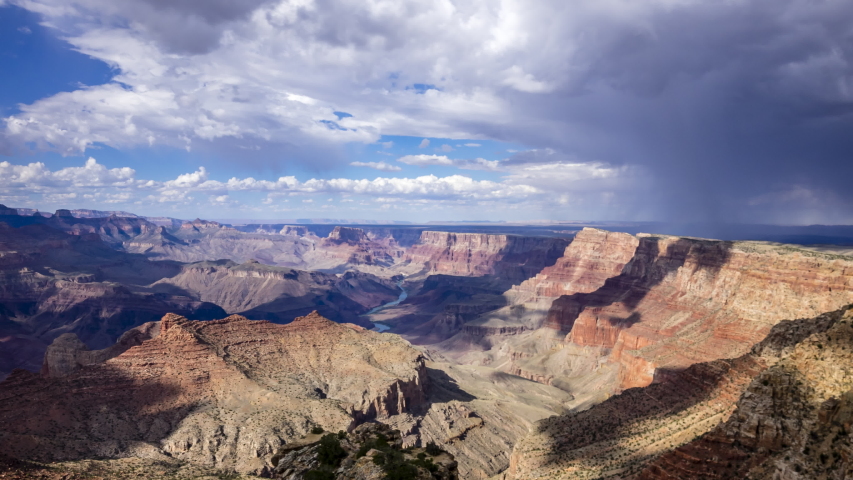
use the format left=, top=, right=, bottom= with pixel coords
left=0, top=0, right=852, bottom=224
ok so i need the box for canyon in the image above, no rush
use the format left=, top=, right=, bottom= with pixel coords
left=2, top=205, right=853, bottom=479
left=505, top=305, right=853, bottom=479
left=0, top=312, right=428, bottom=475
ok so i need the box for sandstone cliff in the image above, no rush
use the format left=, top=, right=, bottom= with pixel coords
left=429, top=228, right=853, bottom=400
left=637, top=307, right=853, bottom=480
left=0, top=312, right=428, bottom=475
left=504, top=305, right=853, bottom=480
left=405, top=231, right=569, bottom=283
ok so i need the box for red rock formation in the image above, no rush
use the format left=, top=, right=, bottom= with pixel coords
left=545, top=232, right=853, bottom=390
left=636, top=310, right=853, bottom=480
left=509, top=228, right=639, bottom=300
left=0, top=312, right=428, bottom=474
left=405, top=231, right=568, bottom=282
left=506, top=308, right=851, bottom=480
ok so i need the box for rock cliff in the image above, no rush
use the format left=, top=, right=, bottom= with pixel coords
left=0, top=223, right=225, bottom=379
left=637, top=307, right=853, bottom=480
left=504, top=305, right=853, bottom=480
left=404, top=232, right=569, bottom=283
left=0, top=312, right=428, bottom=475
left=429, top=228, right=853, bottom=400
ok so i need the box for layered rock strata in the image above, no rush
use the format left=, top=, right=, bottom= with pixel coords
left=551, top=232, right=853, bottom=390
left=0, top=312, right=427, bottom=474
left=637, top=307, right=853, bottom=480
left=431, top=228, right=853, bottom=398
left=404, top=232, right=569, bottom=282
left=504, top=306, right=853, bottom=480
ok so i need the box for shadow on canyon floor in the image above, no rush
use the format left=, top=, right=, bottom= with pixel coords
left=424, top=367, right=477, bottom=404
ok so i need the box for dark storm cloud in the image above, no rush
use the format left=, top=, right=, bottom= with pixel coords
left=4, top=0, right=853, bottom=223
left=487, top=0, right=853, bottom=223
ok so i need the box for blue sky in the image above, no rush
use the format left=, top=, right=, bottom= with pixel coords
left=1, top=0, right=852, bottom=224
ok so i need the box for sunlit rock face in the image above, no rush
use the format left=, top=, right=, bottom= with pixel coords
left=404, top=231, right=569, bottom=282
left=0, top=312, right=428, bottom=475
left=430, top=228, right=853, bottom=401
left=505, top=306, right=853, bottom=480
left=551, top=231, right=853, bottom=390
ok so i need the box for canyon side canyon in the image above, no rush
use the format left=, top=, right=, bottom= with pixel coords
left=1, top=205, right=853, bottom=479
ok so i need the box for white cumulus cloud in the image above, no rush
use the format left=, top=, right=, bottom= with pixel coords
left=350, top=161, right=402, bottom=172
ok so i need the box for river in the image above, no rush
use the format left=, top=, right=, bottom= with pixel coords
left=363, top=279, right=407, bottom=332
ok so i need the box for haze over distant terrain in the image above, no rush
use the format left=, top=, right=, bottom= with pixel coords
left=1, top=0, right=853, bottom=224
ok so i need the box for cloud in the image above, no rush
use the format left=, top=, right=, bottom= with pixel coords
left=0, top=158, right=541, bottom=209
left=398, top=154, right=453, bottom=167
left=350, top=161, right=402, bottom=172
left=418, top=139, right=430, bottom=148
left=397, top=154, right=500, bottom=171
left=464, top=143, right=481, bottom=147
left=3, top=0, right=853, bottom=222
left=380, top=141, right=394, bottom=148
left=501, top=65, right=552, bottom=93
left=439, top=144, right=454, bottom=152
left=0, top=157, right=138, bottom=189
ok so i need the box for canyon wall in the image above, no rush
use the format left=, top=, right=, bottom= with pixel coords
left=551, top=232, right=853, bottom=390
left=0, top=312, right=428, bottom=475
left=636, top=307, right=853, bottom=480
left=0, top=223, right=226, bottom=378
left=429, top=228, right=853, bottom=401
left=405, top=231, right=569, bottom=282
left=504, top=306, right=853, bottom=480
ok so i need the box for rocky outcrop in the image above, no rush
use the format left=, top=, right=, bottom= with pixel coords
left=40, top=321, right=161, bottom=378
left=429, top=229, right=638, bottom=372
left=0, top=312, right=428, bottom=475
left=281, top=225, right=310, bottom=236
left=637, top=307, right=853, bottom=480
left=404, top=232, right=569, bottom=282
left=0, top=223, right=226, bottom=378
left=328, top=226, right=369, bottom=245
left=504, top=306, right=853, bottom=480
left=508, top=229, right=639, bottom=301
left=271, top=423, right=458, bottom=480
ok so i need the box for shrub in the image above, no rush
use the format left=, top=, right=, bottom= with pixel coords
left=311, top=426, right=325, bottom=434
left=304, top=467, right=335, bottom=480
left=383, top=461, right=420, bottom=480
left=357, top=433, right=391, bottom=458
left=425, top=441, right=443, bottom=456
left=317, top=434, right=347, bottom=467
